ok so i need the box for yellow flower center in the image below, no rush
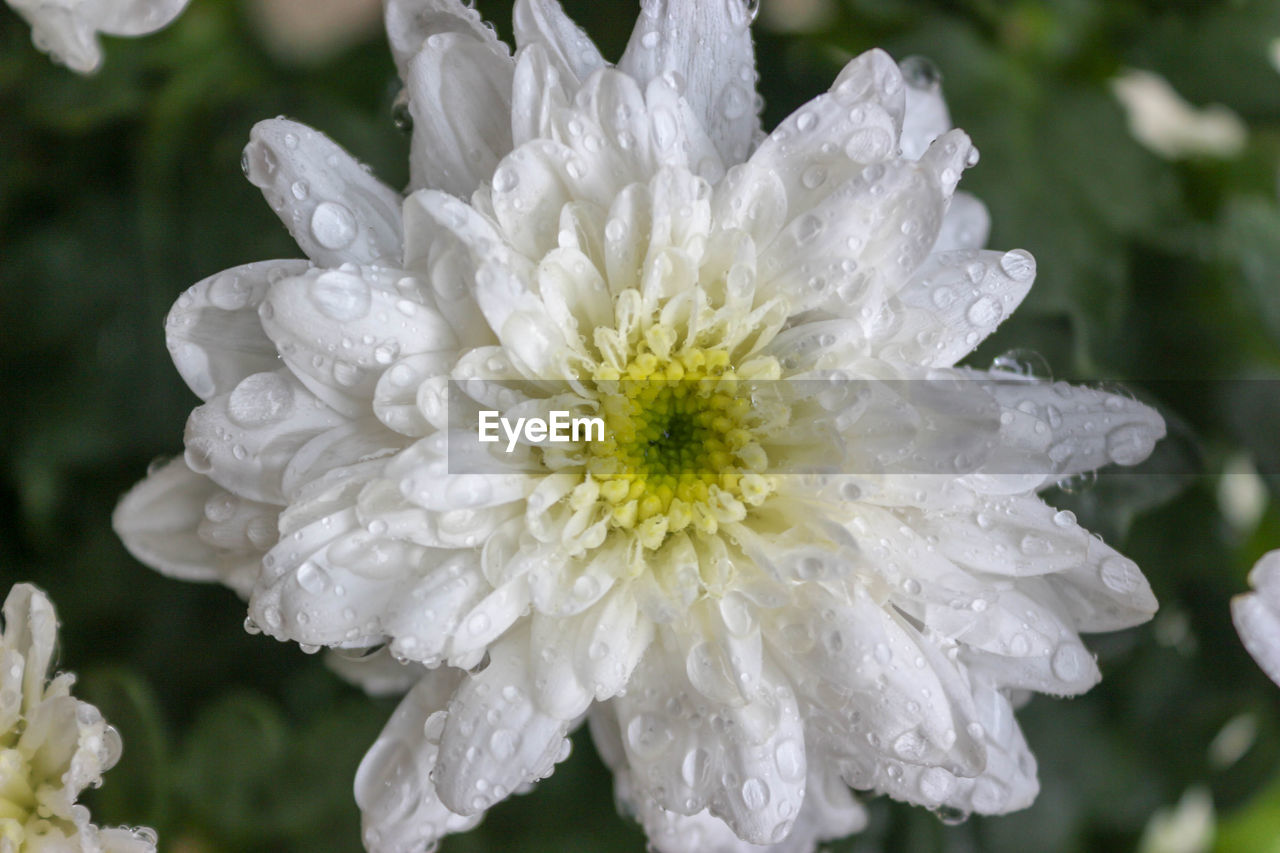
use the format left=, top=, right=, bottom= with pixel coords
left=575, top=344, right=780, bottom=549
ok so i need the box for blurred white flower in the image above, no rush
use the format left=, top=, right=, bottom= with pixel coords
left=759, top=0, right=836, bottom=33
left=115, top=1, right=1165, bottom=851
left=247, top=0, right=382, bottom=65
left=1136, top=786, right=1214, bottom=853
left=0, top=583, right=157, bottom=852
left=1232, top=550, right=1280, bottom=687
left=1111, top=69, right=1246, bottom=160
left=5, top=0, right=188, bottom=73
left=1217, top=453, right=1267, bottom=535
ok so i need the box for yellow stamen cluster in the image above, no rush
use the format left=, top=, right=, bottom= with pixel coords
left=578, top=345, right=777, bottom=548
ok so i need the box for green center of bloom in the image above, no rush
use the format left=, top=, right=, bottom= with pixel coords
left=573, top=345, right=778, bottom=549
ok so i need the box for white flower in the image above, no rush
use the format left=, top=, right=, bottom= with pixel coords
left=1232, top=550, right=1280, bottom=687
left=5, top=0, right=189, bottom=73
left=0, top=584, right=158, bottom=853
left=1111, top=69, right=1246, bottom=160
left=114, top=1, right=1166, bottom=851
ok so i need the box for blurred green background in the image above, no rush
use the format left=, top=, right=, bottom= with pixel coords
left=4, top=0, right=1280, bottom=850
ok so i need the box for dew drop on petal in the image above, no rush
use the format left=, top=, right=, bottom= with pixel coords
left=1106, top=424, right=1155, bottom=466
left=309, top=270, right=372, bottom=321
left=900, top=55, right=942, bottom=91
left=919, top=767, right=954, bottom=802
left=1100, top=557, right=1141, bottom=593
left=741, top=777, right=770, bottom=810
left=227, top=372, right=294, bottom=427
left=966, top=295, right=1003, bottom=327
left=999, top=248, right=1035, bottom=282
left=311, top=201, right=358, bottom=250
left=626, top=714, right=673, bottom=759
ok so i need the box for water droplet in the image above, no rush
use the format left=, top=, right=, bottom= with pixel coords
left=680, top=747, right=710, bottom=788
left=966, top=295, right=1003, bottom=327
left=741, top=777, right=770, bottom=810
left=311, top=202, right=358, bottom=250
left=290, top=180, right=309, bottom=201
left=296, top=561, right=331, bottom=595
left=228, top=372, right=294, bottom=427
left=999, top=249, right=1035, bottom=282
left=794, top=214, right=823, bottom=245
left=893, top=730, right=927, bottom=760
left=627, top=714, right=673, bottom=759
left=309, top=269, right=372, bottom=321
left=1100, top=557, right=1141, bottom=593
left=1056, top=470, right=1098, bottom=494
left=846, top=128, right=893, bottom=162
left=1051, top=644, right=1085, bottom=681
left=391, top=88, right=414, bottom=133
left=989, top=349, right=1049, bottom=380
left=934, top=805, right=970, bottom=825
left=919, top=767, right=954, bottom=802
left=773, top=738, right=805, bottom=782
left=800, top=164, right=828, bottom=190
left=900, top=55, right=942, bottom=91
left=489, top=728, right=521, bottom=761
left=1106, top=424, right=1155, bottom=466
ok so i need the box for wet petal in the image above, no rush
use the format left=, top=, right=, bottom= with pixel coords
left=242, top=119, right=403, bottom=267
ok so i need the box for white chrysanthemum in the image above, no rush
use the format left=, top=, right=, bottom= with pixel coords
left=1232, top=550, right=1280, bottom=687
left=4, top=0, right=188, bottom=73
left=114, top=1, right=1166, bottom=851
left=0, top=584, right=157, bottom=853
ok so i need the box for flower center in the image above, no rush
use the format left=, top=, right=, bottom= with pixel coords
left=576, top=344, right=779, bottom=549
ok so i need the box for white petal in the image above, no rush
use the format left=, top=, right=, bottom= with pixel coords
left=383, top=0, right=505, bottom=80
left=757, top=159, right=946, bottom=317
left=908, top=495, right=1157, bottom=631
left=510, top=42, right=573, bottom=150
left=165, top=259, right=309, bottom=401
left=10, top=0, right=188, bottom=72
left=778, top=581, right=985, bottom=776
left=260, top=265, right=455, bottom=417
left=383, top=554, right=491, bottom=665
left=934, top=192, right=990, bottom=252
left=3, top=584, right=57, bottom=712
left=434, top=623, right=578, bottom=815
left=372, top=352, right=455, bottom=437
left=1233, top=551, right=1280, bottom=688
left=96, top=0, right=189, bottom=35
left=113, top=457, right=271, bottom=597
left=242, top=119, right=403, bottom=267
left=618, top=0, right=759, bottom=165
left=613, top=648, right=807, bottom=845
left=739, top=51, right=908, bottom=241
left=900, top=63, right=951, bottom=161
left=182, top=369, right=347, bottom=504
left=855, top=679, right=1039, bottom=815
left=406, top=31, right=514, bottom=197
left=981, top=377, right=1167, bottom=485
left=873, top=248, right=1035, bottom=368
left=403, top=189, right=543, bottom=349
left=512, top=0, right=605, bottom=86
left=355, top=668, right=481, bottom=853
